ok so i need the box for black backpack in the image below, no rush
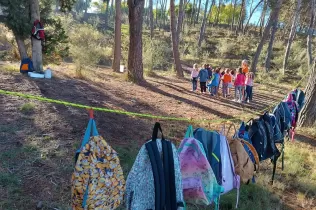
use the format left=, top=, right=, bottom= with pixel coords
left=247, top=113, right=281, bottom=184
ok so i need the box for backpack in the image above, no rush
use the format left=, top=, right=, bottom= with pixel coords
left=125, top=122, right=184, bottom=210
left=178, top=126, right=223, bottom=207
left=295, top=89, right=305, bottom=111
left=269, top=114, right=283, bottom=143
left=285, top=93, right=299, bottom=128
left=71, top=113, right=125, bottom=209
left=218, top=127, right=240, bottom=208
left=32, top=20, right=45, bottom=41
left=247, top=115, right=282, bottom=184
left=20, top=58, right=34, bottom=73
left=193, top=128, right=222, bottom=185
left=225, top=124, right=255, bottom=184
left=273, top=102, right=291, bottom=136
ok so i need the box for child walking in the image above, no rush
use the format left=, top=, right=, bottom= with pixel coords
left=221, top=69, right=232, bottom=98
left=198, top=64, right=209, bottom=94
left=245, top=72, right=254, bottom=103
left=190, top=64, right=199, bottom=91
left=228, top=69, right=235, bottom=96
left=234, top=68, right=246, bottom=103
left=208, top=68, right=220, bottom=96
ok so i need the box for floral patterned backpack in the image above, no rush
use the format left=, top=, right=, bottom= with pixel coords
left=71, top=111, right=125, bottom=210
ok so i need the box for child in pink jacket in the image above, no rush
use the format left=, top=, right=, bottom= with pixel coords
left=234, top=68, right=246, bottom=103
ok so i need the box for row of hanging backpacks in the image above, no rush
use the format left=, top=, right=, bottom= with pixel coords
left=237, top=88, right=305, bottom=184
left=178, top=125, right=259, bottom=209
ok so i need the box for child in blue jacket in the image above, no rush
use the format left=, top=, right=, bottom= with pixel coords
left=208, top=68, right=220, bottom=96
left=198, top=64, right=209, bottom=94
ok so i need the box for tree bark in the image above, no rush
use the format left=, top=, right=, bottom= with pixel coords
left=264, top=2, right=282, bottom=73
left=127, top=0, right=145, bottom=82
left=177, top=0, right=184, bottom=40
left=250, top=0, right=283, bottom=73
left=215, top=0, right=221, bottom=25
left=149, top=0, right=154, bottom=38
left=282, top=0, right=301, bottom=73
left=230, top=0, right=237, bottom=30
left=112, top=0, right=121, bottom=72
left=103, top=0, right=110, bottom=29
left=198, top=0, right=211, bottom=47
left=109, top=0, right=114, bottom=19
left=259, top=0, right=268, bottom=36
left=243, top=0, right=263, bottom=34
left=191, top=0, right=196, bottom=25
left=236, top=0, right=245, bottom=33
left=170, top=0, right=183, bottom=78
left=307, top=0, right=315, bottom=70
left=30, top=0, right=43, bottom=72
left=298, top=59, right=316, bottom=127
left=15, top=34, right=28, bottom=60
left=195, top=0, right=202, bottom=23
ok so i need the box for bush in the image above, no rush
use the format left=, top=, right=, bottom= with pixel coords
left=216, top=39, right=236, bottom=56
left=20, top=103, right=35, bottom=114
left=143, top=38, right=172, bottom=71
left=69, top=23, right=113, bottom=77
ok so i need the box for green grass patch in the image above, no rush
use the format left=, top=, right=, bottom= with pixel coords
left=19, top=103, right=35, bottom=114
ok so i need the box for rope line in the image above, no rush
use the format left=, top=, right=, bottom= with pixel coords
left=0, top=89, right=238, bottom=124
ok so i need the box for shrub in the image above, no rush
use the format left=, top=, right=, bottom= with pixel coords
left=69, top=23, right=113, bottom=77
left=216, top=39, right=236, bottom=56
left=20, top=103, right=35, bottom=114
left=143, top=38, right=172, bottom=71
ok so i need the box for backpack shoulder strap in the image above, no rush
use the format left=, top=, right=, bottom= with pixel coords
left=146, top=141, right=164, bottom=210
left=162, top=140, right=177, bottom=210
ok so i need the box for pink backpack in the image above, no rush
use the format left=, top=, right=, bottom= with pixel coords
left=178, top=126, right=223, bottom=208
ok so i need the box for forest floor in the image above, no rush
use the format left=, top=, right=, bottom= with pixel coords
left=0, top=63, right=315, bottom=210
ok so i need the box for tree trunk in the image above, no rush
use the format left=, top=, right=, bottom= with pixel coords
left=149, top=0, right=154, bottom=38
left=103, top=0, right=110, bottom=29
left=243, top=0, right=263, bottom=34
left=198, top=0, right=211, bottom=47
left=191, top=0, right=196, bottom=25
left=259, top=0, right=268, bottom=36
left=231, top=0, right=237, bottom=30
left=170, top=0, right=183, bottom=78
left=177, top=0, right=184, bottom=40
left=15, top=34, right=28, bottom=60
left=283, top=0, right=301, bottom=73
left=264, top=3, right=282, bottom=73
left=298, top=60, right=316, bottom=127
left=215, top=0, right=221, bottom=25
left=112, top=0, right=121, bottom=72
left=250, top=0, right=283, bottom=73
left=109, top=0, right=114, bottom=19
left=127, top=0, right=145, bottom=82
left=236, top=0, right=245, bottom=33
left=30, top=0, right=43, bottom=72
left=195, top=0, right=202, bottom=23
left=155, top=0, right=158, bottom=27
left=307, top=0, right=315, bottom=70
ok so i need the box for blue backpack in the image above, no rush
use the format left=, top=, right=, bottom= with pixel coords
left=20, top=58, right=34, bottom=73
left=193, top=128, right=222, bottom=185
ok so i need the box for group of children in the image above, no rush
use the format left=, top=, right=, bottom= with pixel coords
left=190, top=60, right=254, bottom=103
